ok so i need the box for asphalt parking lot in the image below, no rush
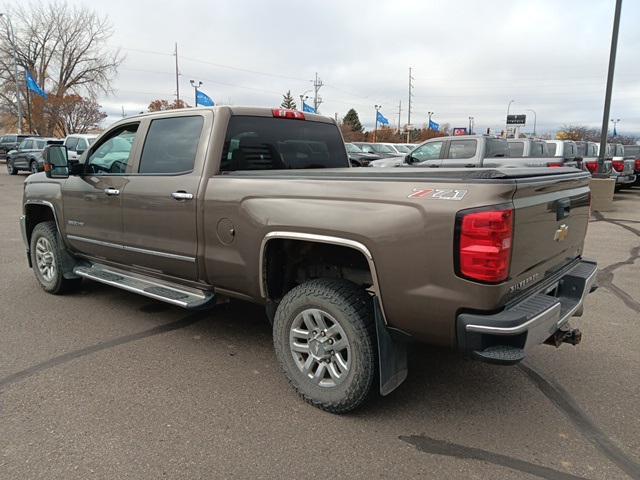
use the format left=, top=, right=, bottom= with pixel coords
left=0, top=168, right=639, bottom=480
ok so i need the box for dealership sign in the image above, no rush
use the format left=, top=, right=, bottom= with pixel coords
left=453, top=127, right=468, bottom=136
left=506, top=114, right=526, bottom=125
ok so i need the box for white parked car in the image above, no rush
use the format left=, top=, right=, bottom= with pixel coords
left=64, top=134, right=98, bottom=161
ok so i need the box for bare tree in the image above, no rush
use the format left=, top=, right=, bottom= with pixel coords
left=0, top=1, right=123, bottom=134
left=46, top=94, right=106, bottom=136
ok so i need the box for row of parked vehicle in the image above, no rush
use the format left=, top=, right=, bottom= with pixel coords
left=352, top=136, right=640, bottom=188
left=0, top=133, right=97, bottom=175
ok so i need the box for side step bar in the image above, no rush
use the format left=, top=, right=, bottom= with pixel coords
left=74, top=264, right=216, bottom=309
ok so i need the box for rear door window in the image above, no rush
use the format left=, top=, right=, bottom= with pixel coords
left=508, top=142, right=525, bottom=157
left=220, top=116, right=348, bottom=172
left=139, top=116, right=204, bottom=174
left=547, top=143, right=557, bottom=156
left=448, top=140, right=477, bottom=159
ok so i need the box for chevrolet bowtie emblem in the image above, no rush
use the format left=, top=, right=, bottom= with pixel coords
left=554, top=224, right=569, bottom=242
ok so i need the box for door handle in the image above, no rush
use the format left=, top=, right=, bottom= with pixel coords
left=104, top=188, right=120, bottom=196
left=171, top=191, right=194, bottom=200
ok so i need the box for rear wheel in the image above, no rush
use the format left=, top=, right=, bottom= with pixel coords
left=273, top=278, right=376, bottom=414
left=30, top=221, right=81, bottom=294
left=7, top=159, right=17, bottom=175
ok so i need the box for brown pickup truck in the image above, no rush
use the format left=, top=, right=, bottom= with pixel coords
left=21, top=107, right=597, bottom=413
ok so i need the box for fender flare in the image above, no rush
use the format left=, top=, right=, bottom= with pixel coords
left=259, top=231, right=409, bottom=396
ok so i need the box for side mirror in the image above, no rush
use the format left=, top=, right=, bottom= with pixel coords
left=43, top=145, right=69, bottom=178
left=405, top=154, right=414, bottom=164
left=75, top=147, right=85, bottom=155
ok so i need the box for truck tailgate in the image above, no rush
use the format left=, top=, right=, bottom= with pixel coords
left=509, top=172, right=591, bottom=292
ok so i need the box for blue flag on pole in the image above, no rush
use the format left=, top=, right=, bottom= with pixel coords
left=376, top=111, right=389, bottom=125
left=302, top=102, right=316, bottom=113
left=196, top=90, right=214, bottom=107
left=26, top=71, right=48, bottom=99
left=429, top=119, right=440, bottom=132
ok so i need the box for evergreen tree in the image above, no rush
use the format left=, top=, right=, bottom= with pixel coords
left=343, top=108, right=363, bottom=132
left=281, top=90, right=297, bottom=110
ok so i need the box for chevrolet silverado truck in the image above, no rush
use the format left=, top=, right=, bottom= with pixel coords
left=20, top=107, right=597, bottom=413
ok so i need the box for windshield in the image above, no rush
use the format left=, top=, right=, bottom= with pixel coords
left=393, top=145, right=410, bottom=153
left=345, top=143, right=362, bottom=153
left=88, top=137, right=97, bottom=145
left=220, top=117, right=349, bottom=171
left=372, top=144, right=395, bottom=154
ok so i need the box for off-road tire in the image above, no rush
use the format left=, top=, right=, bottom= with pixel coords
left=7, top=159, right=17, bottom=175
left=30, top=221, right=81, bottom=294
left=273, top=278, right=376, bottom=414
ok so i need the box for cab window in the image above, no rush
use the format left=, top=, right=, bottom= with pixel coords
left=19, top=140, right=31, bottom=150
left=86, top=124, right=139, bottom=174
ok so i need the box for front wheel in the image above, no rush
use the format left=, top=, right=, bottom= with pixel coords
left=30, top=221, right=81, bottom=294
left=273, top=278, right=376, bottom=414
left=30, top=160, right=39, bottom=174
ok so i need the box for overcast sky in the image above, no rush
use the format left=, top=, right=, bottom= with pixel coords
left=69, top=0, right=639, bottom=135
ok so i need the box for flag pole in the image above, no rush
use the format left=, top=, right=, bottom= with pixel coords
left=374, top=105, right=381, bottom=142
left=24, top=70, right=32, bottom=133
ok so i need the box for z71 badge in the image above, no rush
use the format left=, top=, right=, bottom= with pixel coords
left=408, top=188, right=467, bottom=200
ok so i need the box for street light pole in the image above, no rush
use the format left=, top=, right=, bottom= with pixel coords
left=610, top=118, right=620, bottom=137
left=598, top=0, right=623, bottom=173
left=505, top=99, right=515, bottom=138
left=0, top=13, right=22, bottom=133
left=190, top=79, right=202, bottom=107
left=374, top=105, right=381, bottom=143
left=468, top=116, right=474, bottom=135
left=526, top=109, right=537, bottom=136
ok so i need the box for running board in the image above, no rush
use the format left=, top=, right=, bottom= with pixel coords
left=73, top=264, right=215, bottom=309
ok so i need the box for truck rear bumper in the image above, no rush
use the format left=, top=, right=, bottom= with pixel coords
left=456, top=260, right=597, bottom=365
left=616, top=173, right=636, bottom=185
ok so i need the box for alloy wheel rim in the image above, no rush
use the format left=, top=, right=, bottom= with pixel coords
left=6, top=161, right=11, bottom=173
left=31, top=163, right=38, bottom=173
left=289, top=308, right=351, bottom=388
left=35, top=237, right=56, bottom=282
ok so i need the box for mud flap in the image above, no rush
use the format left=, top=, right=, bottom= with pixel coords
left=373, top=297, right=408, bottom=396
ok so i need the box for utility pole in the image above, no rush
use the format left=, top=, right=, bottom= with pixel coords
left=407, top=67, right=414, bottom=143
left=174, top=42, right=180, bottom=104
left=0, top=14, right=22, bottom=133
left=599, top=0, right=623, bottom=173
left=397, top=100, right=402, bottom=133
left=313, top=72, right=323, bottom=112
left=121, top=106, right=126, bottom=118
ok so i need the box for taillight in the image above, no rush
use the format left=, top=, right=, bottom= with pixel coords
left=635, top=159, right=640, bottom=172
left=584, top=161, right=598, bottom=173
left=457, top=208, right=514, bottom=283
left=272, top=109, right=305, bottom=120
left=612, top=160, right=624, bottom=172
left=547, top=162, right=563, bottom=168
